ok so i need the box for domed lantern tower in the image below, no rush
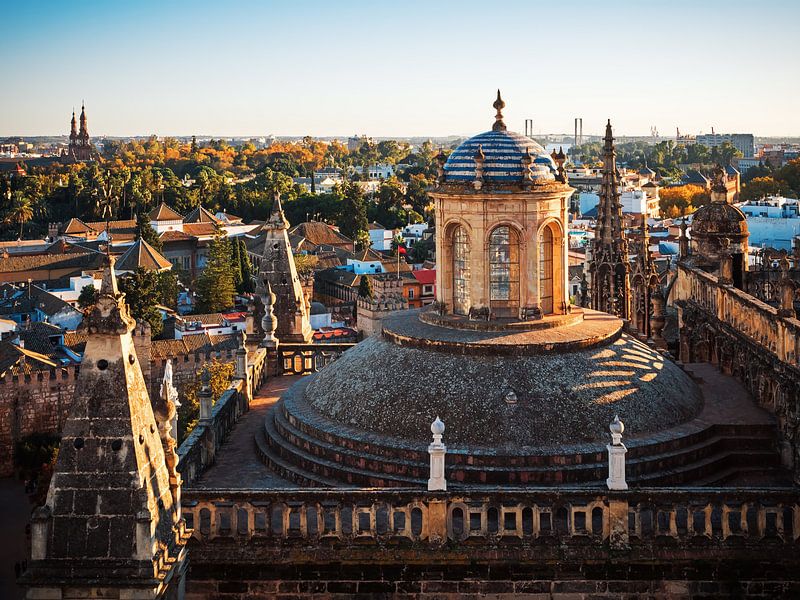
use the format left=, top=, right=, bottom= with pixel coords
left=429, top=91, right=574, bottom=320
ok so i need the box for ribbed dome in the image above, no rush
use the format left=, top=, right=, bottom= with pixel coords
left=691, top=202, right=748, bottom=237
left=444, top=129, right=556, bottom=184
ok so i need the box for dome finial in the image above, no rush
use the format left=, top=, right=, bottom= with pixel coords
left=492, top=89, right=507, bottom=132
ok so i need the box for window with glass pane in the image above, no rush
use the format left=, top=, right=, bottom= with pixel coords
left=539, top=225, right=554, bottom=313
left=452, top=226, right=470, bottom=315
left=489, top=226, right=519, bottom=313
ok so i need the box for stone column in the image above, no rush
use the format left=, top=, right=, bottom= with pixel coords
left=427, top=417, right=447, bottom=492
left=198, top=370, right=213, bottom=422
left=606, top=415, right=628, bottom=491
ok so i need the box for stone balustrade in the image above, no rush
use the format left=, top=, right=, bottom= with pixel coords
left=673, top=263, right=800, bottom=481
left=177, top=347, right=269, bottom=485
left=182, top=488, right=800, bottom=551
left=278, top=343, right=355, bottom=375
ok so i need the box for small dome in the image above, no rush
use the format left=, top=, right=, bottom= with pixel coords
left=691, top=202, right=748, bottom=238
left=310, top=301, right=327, bottom=315
left=444, top=130, right=556, bottom=183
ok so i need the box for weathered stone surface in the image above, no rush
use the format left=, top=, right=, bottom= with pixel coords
left=303, top=311, right=701, bottom=447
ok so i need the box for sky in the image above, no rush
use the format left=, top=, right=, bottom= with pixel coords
left=1, top=0, right=799, bottom=139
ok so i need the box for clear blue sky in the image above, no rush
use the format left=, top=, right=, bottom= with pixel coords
left=1, top=0, right=798, bottom=138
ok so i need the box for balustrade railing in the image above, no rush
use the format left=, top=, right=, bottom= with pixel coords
left=278, top=343, right=355, bottom=375
left=182, top=488, right=800, bottom=548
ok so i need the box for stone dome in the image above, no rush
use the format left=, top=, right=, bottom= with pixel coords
left=301, top=310, right=702, bottom=449
left=691, top=202, right=748, bottom=238
left=443, top=129, right=556, bottom=184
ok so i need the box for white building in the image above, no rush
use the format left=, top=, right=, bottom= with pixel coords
left=368, top=222, right=393, bottom=251
left=738, top=196, right=800, bottom=250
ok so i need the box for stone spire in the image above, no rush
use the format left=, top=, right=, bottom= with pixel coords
left=69, top=109, right=78, bottom=141
left=588, top=120, right=631, bottom=320
left=78, top=101, right=89, bottom=143
left=257, top=191, right=312, bottom=342
left=492, top=89, right=507, bottom=132
left=22, top=255, right=188, bottom=598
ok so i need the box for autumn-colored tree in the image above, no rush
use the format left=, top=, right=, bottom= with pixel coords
left=176, top=359, right=235, bottom=443
left=659, top=185, right=709, bottom=217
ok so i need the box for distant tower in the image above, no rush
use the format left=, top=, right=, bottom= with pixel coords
left=21, top=256, right=188, bottom=599
left=257, top=191, right=313, bottom=342
left=68, top=102, right=92, bottom=161
left=588, top=120, right=631, bottom=320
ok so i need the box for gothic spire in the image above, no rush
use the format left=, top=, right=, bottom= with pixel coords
left=267, top=190, right=289, bottom=229
left=492, top=89, right=507, bottom=132
left=596, top=120, right=624, bottom=245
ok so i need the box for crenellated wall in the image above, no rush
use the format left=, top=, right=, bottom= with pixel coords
left=0, top=336, right=271, bottom=477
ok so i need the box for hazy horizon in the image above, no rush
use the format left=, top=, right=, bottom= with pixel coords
left=2, top=0, right=799, bottom=139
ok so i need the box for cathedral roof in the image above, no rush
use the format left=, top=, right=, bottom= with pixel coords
left=442, top=91, right=556, bottom=184
left=690, top=202, right=748, bottom=237
left=302, top=310, right=702, bottom=448
left=443, top=129, right=556, bottom=184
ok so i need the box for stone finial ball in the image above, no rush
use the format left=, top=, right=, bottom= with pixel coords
left=431, top=417, right=445, bottom=435
left=610, top=415, right=625, bottom=435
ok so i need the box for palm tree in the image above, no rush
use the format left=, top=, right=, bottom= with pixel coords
left=5, top=193, right=34, bottom=239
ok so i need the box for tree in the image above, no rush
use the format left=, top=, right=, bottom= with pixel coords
left=659, top=185, right=709, bottom=217
left=235, top=238, right=255, bottom=294
left=135, top=213, right=163, bottom=251
left=337, top=181, right=368, bottom=241
left=4, top=192, right=34, bottom=239
left=358, top=275, right=374, bottom=300
left=176, top=359, right=235, bottom=443
left=293, top=253, right=318, bottom=277
left=118, top=267, right=164, bottom=337
left=77, top=284, right=98, bottom=309
left=157, top=270, right=180, bottom=310
left=195, top=232, right=236, bottom=313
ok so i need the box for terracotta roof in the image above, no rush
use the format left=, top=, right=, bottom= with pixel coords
left=180, top=313, right=225, bottom=325
left=412, top=269, right=436, bottom=285
left=159, top=230, right=193, bottom=242
left=0, top=340, right=58, bottom=377
left=115, top=239, right=172, bottom=272
left=183, top=205, right=221, bottom=224
left=289, top=222, right=353, bottom=248
left=64, top=331, right=88, bottom=353
left=150, top=331, right=239, bottom=359
left=149, top=202, right=184, bottom=221
left=182, top=223, right=219, bottom=237
left=63, top=218, right=92, bottom=234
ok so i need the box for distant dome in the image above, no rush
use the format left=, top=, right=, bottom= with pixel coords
left=691, top=202, right=748, bottom=238
left=310, top=301, right=327, bottom=315
left=444, top=130, right=556, bottom=184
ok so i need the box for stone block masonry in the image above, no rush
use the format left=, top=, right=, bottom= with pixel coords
left=0, top=345, right=251, bottom=477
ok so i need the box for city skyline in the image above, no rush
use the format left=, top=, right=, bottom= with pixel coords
left=2, top=0, right=800, bottom=138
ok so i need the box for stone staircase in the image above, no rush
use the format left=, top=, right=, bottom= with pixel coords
left=255, top=389, right=786, bottom=488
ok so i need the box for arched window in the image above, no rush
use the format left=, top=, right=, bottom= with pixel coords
left=489, top=226, right=520, bottom=316
left=452, top=226, right=471, bottom=315
left=539, top=224, right=554, bottom=314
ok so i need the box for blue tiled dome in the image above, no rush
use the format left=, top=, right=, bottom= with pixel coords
left=444, top=129, right=557, bottom=184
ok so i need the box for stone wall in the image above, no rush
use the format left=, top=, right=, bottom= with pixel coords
left=0, top=338, right=269, bottom=477
left=672, top=262, right=800, bottom=482
left=182, top=488, right=800, bottom=599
